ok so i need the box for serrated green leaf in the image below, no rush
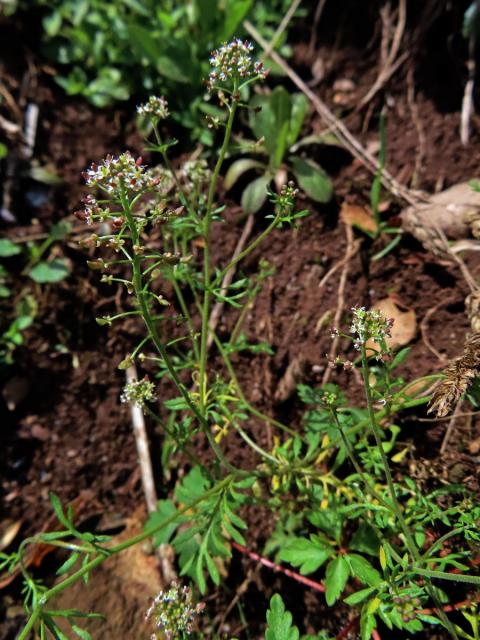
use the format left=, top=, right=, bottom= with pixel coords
left=347, top=554, right=382, bottom=586
left=279, top=537, right=332, bottom=575
left=325, top=556, right=350, bottom=605
left=290, top=156, right=333, bottom=203
left=265, top=594, right=300, bottom=640
left=349, top=525, right=379, bottom=556
left=145, top=499, right=178, bottom=548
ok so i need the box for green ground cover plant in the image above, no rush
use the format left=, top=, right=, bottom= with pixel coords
left=4, top=37, right=480, bottom=640
left=6, top=0, right=298, bottom=144
left=0, top=222, right=71, bottom=366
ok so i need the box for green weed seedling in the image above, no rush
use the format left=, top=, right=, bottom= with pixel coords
left=225, top=85, right=333, bottom=213
left=0, top=223, right=70, bottom=366
left=7, top=38, right=480, bottom=640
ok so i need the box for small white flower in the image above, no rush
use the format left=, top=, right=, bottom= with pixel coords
left=137, top=96, right=169, bottom=120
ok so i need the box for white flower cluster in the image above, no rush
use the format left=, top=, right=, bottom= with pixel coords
left=350, top=306, right=394, bottom=351
left=120, top=376, right=156, bottom=408
left=145, top=583, right=204, bottom=640
left=182, top=158, right=211, bottom=190
left=82, top=151, right=159, bottom=194
left=137, top=95, right=169, bottom=120
left=207, top=38, right=267, bottom=91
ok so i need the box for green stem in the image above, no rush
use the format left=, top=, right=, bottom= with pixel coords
left=360, top=344, right=419, bottom=559
left=199, top=100, right=238, bottom=413
left=414, top=568, right=480, bottom=586
left=360, top=344, right=459, bottom=640
left=212, top=213, right=281, bottom=289
left=171, top=276, right=200, bottom=361
left=152, top=124, right=197, bottom=223
left=121, top=190, right=239, bottom=475
left=213, top=331, right=299, bottom=438
left=17, top=476, right=235, bottom=640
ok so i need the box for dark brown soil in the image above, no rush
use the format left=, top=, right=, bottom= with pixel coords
left=1, top=2, right=480, bottom=639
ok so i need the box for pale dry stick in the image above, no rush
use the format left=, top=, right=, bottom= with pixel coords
left=357, top=0, right=407, bottom=109
left=206, top=213, right=255, bottom=351
left=406, top=64, right=426, bottom=186
left=317, top=238, right=361, bottom=291
left=440, top=399, right=464, bottom=454
left=436, top=225, right=478, bottom=295
left=308, top=0, right=328, bottom=57
left=322, top=223, right=354, bottom=386
left=126, top=365, right=157, bottom=515
left=0, top=113, right=20, bottom=135
left=263, top=0, right=302, bottom=58
left=460, top=5, right=478, bottom=146
left=243, top=20, right=422, bottom=207
left=418, top=409, right=480, bottom=423
left=126, top=365, right=176, bottom=583
left=419, top=296, right=456, bottom=364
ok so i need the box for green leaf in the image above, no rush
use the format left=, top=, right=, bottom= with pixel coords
left=286, top=93, right=308, bottom=148
left=29, top=259, right=70, bottom=283
left=49, top=492, right=71, bottom=530
left=71, top=624, right=93, bottom=640
left=0, top=239, right=21, bottom=257
left=204, top=551, right=220, bottom=585
left=86, top=68, right=130, bottom=107
left=145, top=499, right=178, bottom=548
left=0, top=285, right=11, bottom=297
left=290, top=156, right=333, bottom=203
left=56, top=552, right=80, bottom=576
left=346, top=554, right=382, bottom=586
left=241, top=175, right=271, bottom=214
left=0, top=142, right=7, bottom=159
left=324, top=556, right=350, bottom=605
left=224, top=158, right=266, bottom=191
left=217, top=0, right=253, bottom=40
left=250, top=87, right=292, bottom=169
left=349, top=525, right=379, bottom=557
left=265, top=594, right=300, bottom=640
left=279, top=537, right=332, bottom=575
left=360, top=607, right=377, bottom=640
left=344, top=586, right=377, bottom=606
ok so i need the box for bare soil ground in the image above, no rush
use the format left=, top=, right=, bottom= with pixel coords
left=1, top=2, right=480, bottom=638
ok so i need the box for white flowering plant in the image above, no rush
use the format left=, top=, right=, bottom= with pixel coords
left=7, top=37, right=480, bottom=640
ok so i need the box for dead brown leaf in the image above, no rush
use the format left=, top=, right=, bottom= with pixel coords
left=340, top=203, right=378, bottom=235
left=366, top=297, right=416, bottom=355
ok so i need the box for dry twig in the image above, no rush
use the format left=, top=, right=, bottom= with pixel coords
left=358, top=0, right=408, bottom=109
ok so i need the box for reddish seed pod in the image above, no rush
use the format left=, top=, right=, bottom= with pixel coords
left=74, top=210, right=89, bottom=221
left=112, top=217, right=125, bottom=229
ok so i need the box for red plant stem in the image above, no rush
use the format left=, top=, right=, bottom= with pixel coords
left=232, top=542, right=479, bottom=631
left=231, top=542, right=325, bottom=593
left=336, top=617, right=359, bottom=640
